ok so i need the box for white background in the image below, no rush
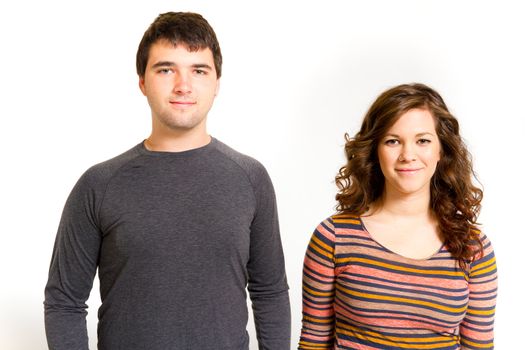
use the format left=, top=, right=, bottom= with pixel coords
left=1, top=0, right=523, bottom=348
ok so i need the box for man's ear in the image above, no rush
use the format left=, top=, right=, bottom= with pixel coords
left=139, top=76, right=146, bottom=96
left=215, top=78, right=220, bottom=97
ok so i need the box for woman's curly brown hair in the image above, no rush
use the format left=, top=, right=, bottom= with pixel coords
left=335, top=83, right=483, bottom=269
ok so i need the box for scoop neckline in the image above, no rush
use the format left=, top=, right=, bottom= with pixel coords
left=358, top=216, right=445, bottom=262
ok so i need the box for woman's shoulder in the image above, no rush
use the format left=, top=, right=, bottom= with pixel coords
left=311, top=213, right=362, bottom=234
left=330, top=213, right=363, bottom=228
left=472, top=228, right=491, bottom=241
left=319, top=213, right=368, bottom=238
left=471, top=229, right=493, bottom=248
left=469, top=228, right=496, bottom=263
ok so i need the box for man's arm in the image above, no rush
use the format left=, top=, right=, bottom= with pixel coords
left=247, top=164, right=291, bottom=350
left=44, top=169, right=102, bottom=350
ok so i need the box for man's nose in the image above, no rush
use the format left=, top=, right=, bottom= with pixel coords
left=173, top=71, right=192, bottom=94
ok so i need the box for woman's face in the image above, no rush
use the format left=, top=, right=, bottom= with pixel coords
left=377, top=108, right=441, bottom=199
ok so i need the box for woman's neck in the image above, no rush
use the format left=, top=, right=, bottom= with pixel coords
left=371, top=189, right=432, bottom=219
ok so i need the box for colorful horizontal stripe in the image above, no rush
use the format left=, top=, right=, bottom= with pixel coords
left=299, top=215, right=497, bottom=349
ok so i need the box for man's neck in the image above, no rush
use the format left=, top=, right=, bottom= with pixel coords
left=145, top=128, right=211, bottom=152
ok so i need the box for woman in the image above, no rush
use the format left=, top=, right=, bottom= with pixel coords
left=299, top=83, right=497, bottom=349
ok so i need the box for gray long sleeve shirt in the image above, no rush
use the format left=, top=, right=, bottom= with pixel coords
left=44, top=138, right=291, bottom=349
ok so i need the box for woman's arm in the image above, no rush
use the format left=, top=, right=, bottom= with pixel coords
left=460, top=233, right=498, bottom=349
left=298, top=218, right=337, bottom=349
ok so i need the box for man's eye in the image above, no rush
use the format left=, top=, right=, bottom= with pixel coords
left=195, top=69, right=207, bottom=75
left=158, top=68, right=172, bottom=74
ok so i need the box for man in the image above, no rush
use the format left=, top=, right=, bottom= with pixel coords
left=44, top=12, right=290, bottom=349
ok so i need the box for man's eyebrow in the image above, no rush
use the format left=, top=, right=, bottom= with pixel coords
left=191, top=63, right=213, bottom=70
left=151, top=61, right=175, bottom=69
left=150, top=62, right=213, bottom=70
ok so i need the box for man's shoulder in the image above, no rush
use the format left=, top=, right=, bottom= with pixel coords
left=211, top=138, right=274, bottom=189
left=212, top=138, right=266, bottom=174
left=80, top=143, right=143, bottom=188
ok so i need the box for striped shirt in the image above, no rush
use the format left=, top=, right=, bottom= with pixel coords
left=299, top=214, right=497, bottom=350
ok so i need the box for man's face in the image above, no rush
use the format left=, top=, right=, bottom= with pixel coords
left=139, top=41, right=220, bottom=134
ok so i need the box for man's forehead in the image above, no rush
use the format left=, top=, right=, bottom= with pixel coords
left=148, top=41, right=213, bottom=58
left=153, top=39, right=211, bottom=53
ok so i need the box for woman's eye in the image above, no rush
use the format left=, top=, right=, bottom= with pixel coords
left=418, top=139, right=431, bottom=144
left=385, top=139, right=399, bottom=145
